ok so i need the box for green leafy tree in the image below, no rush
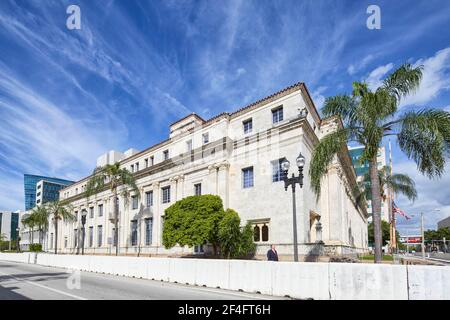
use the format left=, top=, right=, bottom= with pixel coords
left=235, top=223, right=256, bottom=259
left=85, top=163, right=139, bottom=256
left=46, top=201, right=75, bottom=254
left=218, top=209, right=242, bottom=258
left=309, top=63, right=450, bottom=263
left=368, top=221, right=400, bottom=247
left=218, top=209, right=256, bottom=259
left=163, top=195, right=224, bottom=255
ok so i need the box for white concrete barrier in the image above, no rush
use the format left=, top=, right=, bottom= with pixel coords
left=195, top=259, right=230, bottom=289
left=169, top=258, right=197, bottom=285
left=329, top=263, right=408, bottom=300
left=228, top=260, right=273, bottom=295
left=0, top=252, right=448, bottom=299
left=407, top=265, right=450, bottom=300
left=272, top=262, right=329, bottom=300
left=147, top=258, right=171, bottom=281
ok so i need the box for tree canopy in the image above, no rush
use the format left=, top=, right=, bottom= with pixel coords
left=163, top=195, right=255, bottom=259
left=163, top=195, right=224, bottom=252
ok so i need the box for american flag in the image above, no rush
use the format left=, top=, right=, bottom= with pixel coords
left=392, top=202, right=411, bottom=220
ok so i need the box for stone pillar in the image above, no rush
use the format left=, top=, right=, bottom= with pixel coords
left=217, top=161, right=230, bottom=209
left=177, top=174, right=185, bottom=201
left=152, top=182, right=161, bottom=247
left=207, top=164, right=218, bottom=195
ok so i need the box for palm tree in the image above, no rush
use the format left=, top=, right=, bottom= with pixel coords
left=359, top=166, right=418, bottom=203
left=21, top=213, right=36, bottom=247
left=85, top=163, right=139, bottom=256
left=30, top=206, right=50, bottom=245
left=309, top=63, right=450, bottom=263
left=46, top=201, right=75, bottom=254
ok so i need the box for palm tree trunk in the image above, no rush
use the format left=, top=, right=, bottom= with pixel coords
left=369, top=157, right=383, bottom=263
left=54, top=219, right=58, bottom=255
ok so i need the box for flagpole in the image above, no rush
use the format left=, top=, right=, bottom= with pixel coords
left=388, top=140, right=396, bottom=253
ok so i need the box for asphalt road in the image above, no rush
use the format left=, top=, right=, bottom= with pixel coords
left=0, top=261, right=286, bottom=300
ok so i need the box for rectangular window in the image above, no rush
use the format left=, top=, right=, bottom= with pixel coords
left=243, top=119, right=252, bottom=134
left=194, top=183, right=202, bottom=196
left=272, top=158, right=287, bottom=182
left=97, top=225, right=103, bottom=247
left=130, top=165, right=134, bottom=173
left=146, top=191, right=153, bottom=207
left=194, top=245, right=204, bottom=253
left=202, top=133, right=209, bottom=144
left=163, top=150, right=169, bottom=160
left=64, top=236, right=68, bottom=248
left=135, top=162, right=139, bottom=171
left=131, top=220, right=138, bottom=246
left=162, top=186, right=171, bottom=204
left=242, top=167, right=254, bottom=188
left=98, top=204, right=103, bottom=217
left=132, top=195, right=138, bottom=210
left=150, top=156, right=154, bottom=166
left=89, top=226, right=93, bottom=247
left=145, top=158, right=148, bottom=168
left=186, top=140, right=193, bottom=152
left=145, top=218, right=153, bottom=246
left=272, top=106, right=283, bottom=124
left=89, top=207, right=94, bottom=219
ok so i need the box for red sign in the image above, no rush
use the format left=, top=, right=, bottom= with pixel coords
left=406, top=237, right=422, bottom=243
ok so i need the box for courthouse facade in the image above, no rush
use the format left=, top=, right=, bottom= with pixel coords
left=49, top=83, right=369, bottom=260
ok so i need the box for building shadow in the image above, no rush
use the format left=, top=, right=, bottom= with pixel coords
left=0, top=284, right=31, bottom=300
left=0, top=272, right=68, bottom=283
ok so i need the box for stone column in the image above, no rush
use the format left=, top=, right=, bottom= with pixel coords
left=177, top=174, right=185, bottom=201
left=207, top=164, right=218, bottom=195
left=152, top=182, right=161, bottom=247
left=217, top=161, right=230, bottom=209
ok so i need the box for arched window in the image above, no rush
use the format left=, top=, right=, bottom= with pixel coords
left=253, top=225, right=260, bottom=242
left=262, top=224, right=269, bottom=242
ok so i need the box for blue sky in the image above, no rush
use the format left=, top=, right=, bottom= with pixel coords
left=0, top=0, right=449, bottom=235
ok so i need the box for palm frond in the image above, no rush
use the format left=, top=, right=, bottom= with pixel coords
left=322, top=95, right=359, bottom=127
left=309, top=128, right=349, bottom=198
left=382, top=63, right=423, bottom=101
left=398, top=109, right=450, bottom=178
left=387, top=173, right=418, bottom=201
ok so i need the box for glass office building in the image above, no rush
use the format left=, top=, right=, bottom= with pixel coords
left=24, top=174, right=74, bottom=210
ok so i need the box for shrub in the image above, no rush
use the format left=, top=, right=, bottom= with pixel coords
left=29, top=243, right=42, bottom=252
left=163, top=195, right=224, bottom=254
left=218, top=209, right=241, bottom=258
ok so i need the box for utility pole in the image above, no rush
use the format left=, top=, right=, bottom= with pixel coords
left=421, top=212, right=425, bottom=259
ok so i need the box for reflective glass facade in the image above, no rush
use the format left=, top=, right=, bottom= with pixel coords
left=24, top=174, right=74, bottom=210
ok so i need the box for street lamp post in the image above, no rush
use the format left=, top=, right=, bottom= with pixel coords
left=81, top=210, right=87, bottom=256
left=421, top=212, right=425, bottom=259
left=281, top=152, right=306, bottom=262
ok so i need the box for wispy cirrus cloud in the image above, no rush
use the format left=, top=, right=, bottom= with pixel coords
left=0, top=0, right=450, bottom=213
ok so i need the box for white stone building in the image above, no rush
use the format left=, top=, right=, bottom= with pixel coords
left=49, top=83, right=368, bottom=260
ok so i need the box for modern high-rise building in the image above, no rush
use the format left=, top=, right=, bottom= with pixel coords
left=348, top=146, right=389, bottom=222
left=24, top=174, right=74, bottom=210
left=0, top=210, right=20, bottom=241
